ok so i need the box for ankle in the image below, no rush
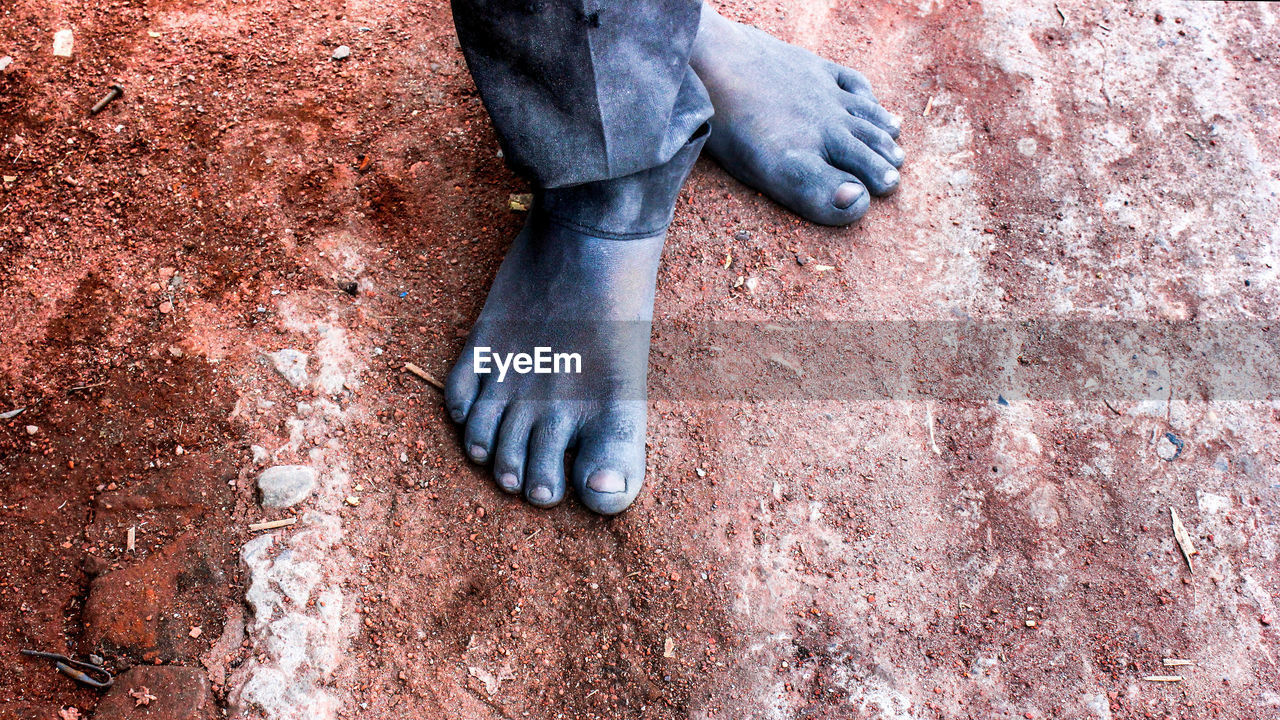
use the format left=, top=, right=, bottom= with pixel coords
left=536, top=125, right=708, bottom=240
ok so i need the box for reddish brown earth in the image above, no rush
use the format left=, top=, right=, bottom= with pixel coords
left=3, top=1, right=1279, bottom=719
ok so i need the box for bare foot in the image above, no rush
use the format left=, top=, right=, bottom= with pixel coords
left=690, top=5, right=904, bottom=225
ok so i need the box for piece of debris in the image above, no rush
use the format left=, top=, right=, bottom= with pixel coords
left=21, top=650, right=113, bottom=689
left=1156, top=432, right=1184, bottom=461
left=345, top=495, right=361, bottom=507
left=188, top=626, right=202, bottom=638
left=1141, top=675, right=1183, bottom=682
left=89, top=84, right=124, bottom=115
left=147, top=30, right=162, bottom=37
left=1025, top=619, right=1037, bottom=628
left=0, top=407, right=25, bottom=419
left=331, top=45, right=351, bottom=60
left=467, top=665, right=514, bottom=696
left=922, top=96, right=935, bottom=117
left=248, top=517, right=297, bottom=532
left=767, top=353, right=803, bottom=379
left=926, top=403, right=942, bottom=455
left=723, top=252, right=733, bottom=269
left=663, top=638, right=676, bottom=658
left=404, top=362, right=444, bottom=390
left=1162, top=658, right=1194, bottom=667
left=509, top=193, right=533, bottom=211
left=1170, top=507, right=1197, bottom=572
left=1, top=175, right=15, bottom=184
left=338, top=280, right=359, bottom=296
left=53, top=29, right=74, bottom=57
left=0, top=56, right=12, bottom=72
left=59, top=707, right=81, bottom=720
left=126, top=526, right=136, bottom=552
left=812, top=264, right=835, bottom=272
left=744, top=276, right=759, bottom=292
left=128, top=686, right=156, bottom=707
left=24, top=425, right=38, bottom=435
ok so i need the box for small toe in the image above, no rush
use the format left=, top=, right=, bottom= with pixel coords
left=492, top=405, right=535, bottom=494
left=826, top=132, right=900, bottom=196
left=844, top=94, right=901, bottom=139
left=848, top=117, right=904, bottom=168
left=463, top=396, right=505, bottom=463
left=444, top=351, right=481, bottom=423
left=523, top=416, right=574, bottom=507
left=774, top=153, right=870, bottom=226
left=831, top=65, right=878, bottom=103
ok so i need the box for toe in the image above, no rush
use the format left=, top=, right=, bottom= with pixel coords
left=572, top=409, right=647, bottom=515
left=844, top=94, right=901, bottom=139
left=444, top=349, right=481, bottom=424
left=831, top=65, right=878, bottom=103
left=492, top=405, right=535, bottom=494
left=848, top=117, right=905, bottom=168
left=463, top=395, right=505, bottom=464
left=775, top=152, right=870, bottom=226
left=826, top=131, right=901, bottom=196
left=523, top=415, right=574, bottom=507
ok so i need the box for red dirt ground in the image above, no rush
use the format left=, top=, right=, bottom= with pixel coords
left=3, top=0, right=1279, bottom=719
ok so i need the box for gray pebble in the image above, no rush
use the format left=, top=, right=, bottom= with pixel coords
left=258, top=465, right=317, bottom=507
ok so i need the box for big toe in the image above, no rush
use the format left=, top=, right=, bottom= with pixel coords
left=776, top=153, right=871, bottom=226
left=572, top=413, right=646, bottom=515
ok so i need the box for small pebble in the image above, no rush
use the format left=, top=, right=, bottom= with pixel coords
left=332, top=45, right=351, bottom=61
left=25, top=425, right=38, bottom=435
left=0, top=56, right=12, bottom=72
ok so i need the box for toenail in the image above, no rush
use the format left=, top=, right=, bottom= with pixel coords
left=529, top=485, right=552, bottom=503
left=451, top=408, right=466, bottom=423
left=891, top=146, right=905, bottom=162
left=882, top=168, right=900, bottom=186
left=499, top=473, right=519, bottom=490
left=468, top=444, right=487, bottom=460
left=586, top=469, right=626, bottom=494
left=833, top=182, right=863, bottom=209
left=888, top=113, right=902, bottom=128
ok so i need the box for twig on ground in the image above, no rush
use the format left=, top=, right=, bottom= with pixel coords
left=249, top=517, right=298, bottom=532
left=1170, top=507, right=1197, bottom=573
left=404, top=362, right=444, bottom=391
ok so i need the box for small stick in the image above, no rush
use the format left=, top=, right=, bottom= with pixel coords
left=404, top=362, right=444, bottom=391
left=248, top=517, right=297, bottom=532
left=1141, top=675, right=1182, bottom=683
left=1163, top=658, right=1194, bottom=667
left=126, top=526, right=136, bottom=552
left=1170, top=507, right=1197, bottom=573
left=926, top=403, right=942, bottom=455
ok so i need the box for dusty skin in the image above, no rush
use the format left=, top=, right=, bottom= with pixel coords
left=2, top=0, right=1279, bottom=719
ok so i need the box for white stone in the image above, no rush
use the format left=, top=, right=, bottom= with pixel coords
left=267, top=349, right=309, bottom=388
left=52, top=29, right=73, bottom=57
left=257, top=465, right=316, bottom=507
left=331, top=45, right=350, bottom=61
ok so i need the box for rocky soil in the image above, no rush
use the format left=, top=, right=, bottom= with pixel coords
left=2, top=0, right=1279, bottom=719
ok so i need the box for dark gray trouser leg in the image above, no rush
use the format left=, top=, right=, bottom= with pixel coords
left=451, top=0, right=712, bottom=189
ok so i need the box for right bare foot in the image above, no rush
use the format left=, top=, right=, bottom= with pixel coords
left=443, top=133, right=705, bottom=515
left=690, top=5, right=904, bottom=225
